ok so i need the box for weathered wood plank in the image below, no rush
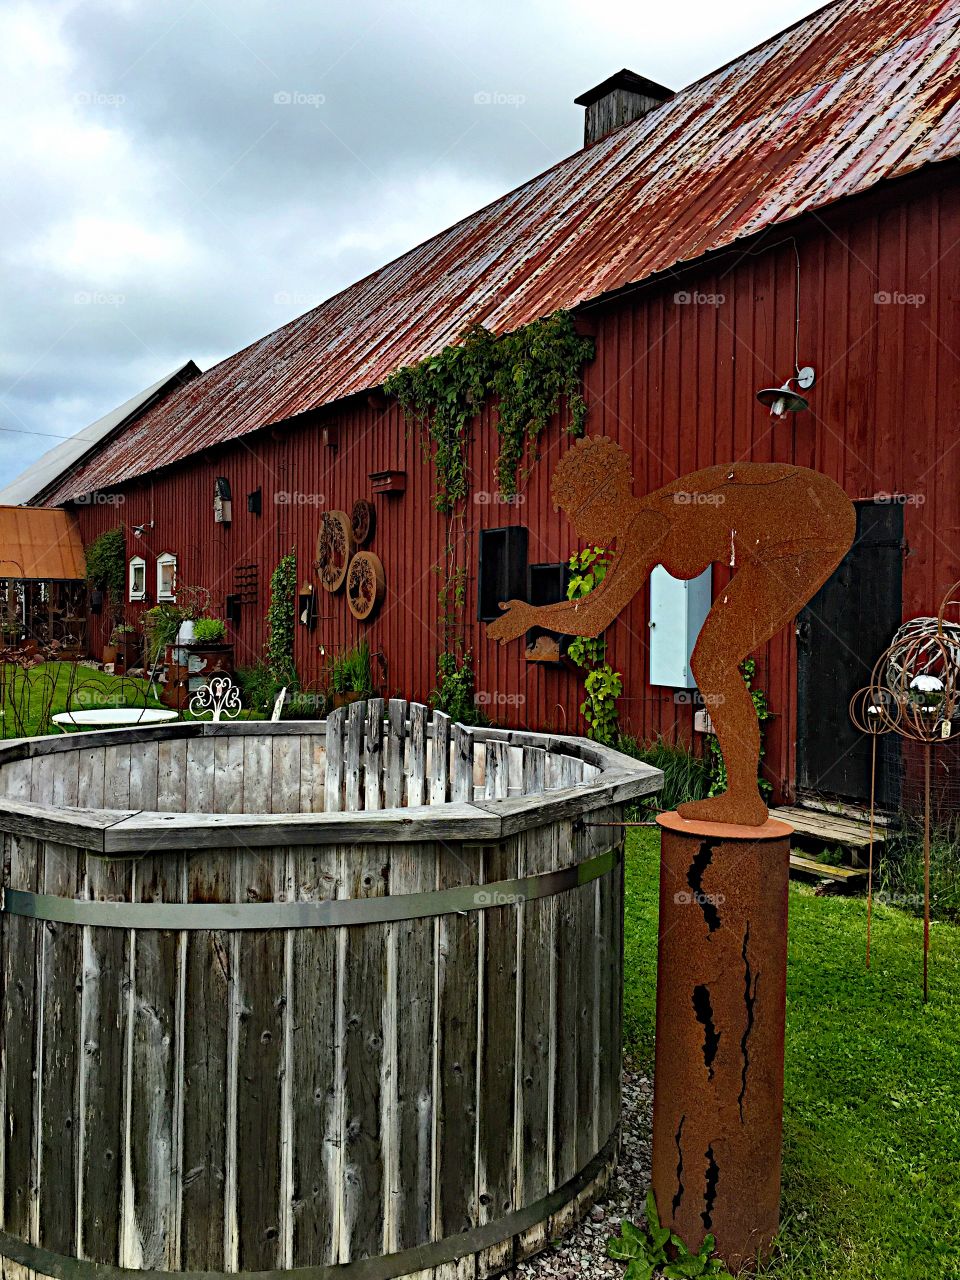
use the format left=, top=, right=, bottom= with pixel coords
left=185, top=739, right=215, bottom=815
left=363, top=699, right=385, bottom=812
left=156, top=739, right=187, bottom=813
left=430, top=713, right=450, bottom=807
left=289, top=846, right=340, bottom=1266
left=552, top=821, right=580, bottom=1193
left=514, top=823, right=556, bottom=1261
left=324, top=710, right=346, bottom=814
left=340, top=844, right=390, bottom=1261
left=385, top=700, right=406, bottom=809
left=436, top=846, right=480, bottom=1240
left=388, top=843, right=435, bottom=1252
left=298, top=735, right=325, bottom=816
left=80, top=853, right=133, bottom=1263
left=38, top=840, right=80, bottom=1255
left=78, top=747, right=106, bottom=809
left=345, top=702, right=365, bottom=813
left=272, top=735, right=301, bottom=814
left=451, top=726, right=473, bottom=805
left=52, top=750, right=80, bottom=807
left=233, top=848, right=285, bottom=1270
left=407, top=704, right=428, bottom=809
left=180, top=851, right=232, bottom=1270
left=1, top=836, right=41, bottom=1269
left=212, top=738, right=245, bottom=815
left=484, top=742, right=509, bottom=801
left=241, top=735, right=273, bottom=817
left=130, top=740, right=160, bottom=811
left=477, top=838, right=519, bottom=1276
left=521, top=747, right=546, bottom=796
left=124, top=851, right=181, bottom=1269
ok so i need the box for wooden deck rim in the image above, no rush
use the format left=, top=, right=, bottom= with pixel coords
left=0, top=1130, right=618, bottom=1280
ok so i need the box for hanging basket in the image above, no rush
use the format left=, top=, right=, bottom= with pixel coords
left=346, top=551, right=386, bottom=621
left=315, top=511, right=354, bottom=593
left=351, top=498, right=376, bottom=546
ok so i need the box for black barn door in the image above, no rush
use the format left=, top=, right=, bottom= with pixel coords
left=796, top=501, right=904, bottom=805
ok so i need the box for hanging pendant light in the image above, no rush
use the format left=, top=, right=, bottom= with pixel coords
left=757, top=366, right=816, bottom=418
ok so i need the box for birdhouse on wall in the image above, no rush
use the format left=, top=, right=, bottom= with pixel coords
left=214, top=477, right=232, bottom=524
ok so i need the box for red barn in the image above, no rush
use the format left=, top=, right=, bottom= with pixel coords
left=10, top=0, right=960, bottom=809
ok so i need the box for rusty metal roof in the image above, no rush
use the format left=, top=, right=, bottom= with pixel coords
left=46, top=0, right=960, bottom=502
left=0, top=507, right=86, bottom=580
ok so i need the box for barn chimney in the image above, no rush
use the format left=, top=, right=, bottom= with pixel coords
left=575, top=68, right=673, bottom=146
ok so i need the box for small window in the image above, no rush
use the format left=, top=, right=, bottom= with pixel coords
left=157, top=552, right=177, bottom=602
left=477, top=526, right=528, bottom=622
left=129, top=556, right=146, bottom=602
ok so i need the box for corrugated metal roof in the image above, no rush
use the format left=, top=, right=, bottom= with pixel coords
left=0, top=362, right=199, bottom=506
left=0, top=507, right=85, bottom=580
left=45, top=0, right=960, bottom=503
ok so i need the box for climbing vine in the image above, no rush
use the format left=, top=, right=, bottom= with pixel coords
left=384, top=310, right=594, bottom=511
left=265, top=550, right=298, bottom=685
left=707, top=658, right=772, bottom=799
left=566, top=547, right=623, bottom=746
left=386, top=310, right=593, bottom=718
left=84, top=527, right=125, bottom=613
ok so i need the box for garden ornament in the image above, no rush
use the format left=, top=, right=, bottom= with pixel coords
left=488, top=435, right=856, bottom=826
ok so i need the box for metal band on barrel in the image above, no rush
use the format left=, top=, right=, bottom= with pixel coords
left=0, top=846, right=618, bottom=930
left=0, top=1129, right=616, bottom=1280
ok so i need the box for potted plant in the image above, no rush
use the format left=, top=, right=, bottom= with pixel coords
left=329, top=640, right=374, bottom=707
left=186, top=615, right=234, bottom=680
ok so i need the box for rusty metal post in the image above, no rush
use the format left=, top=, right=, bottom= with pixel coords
left=651, top=811, right=792, bottom=1273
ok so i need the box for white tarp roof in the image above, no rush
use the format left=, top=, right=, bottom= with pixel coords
left=0, top=362, right=198, bottom=505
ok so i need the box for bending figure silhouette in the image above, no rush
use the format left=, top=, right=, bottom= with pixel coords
left=487, top=436, right=855, bottom=826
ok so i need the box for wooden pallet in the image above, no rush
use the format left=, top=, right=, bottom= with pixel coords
left=788, top=852, right=868, bottom=887
left=772, top=805, right=884, bottom=851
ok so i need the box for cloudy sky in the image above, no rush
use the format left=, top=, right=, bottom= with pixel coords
left=0, top=0, right=821, bottom=489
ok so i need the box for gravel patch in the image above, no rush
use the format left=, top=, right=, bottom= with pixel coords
left=515, top=1066, right=653, bottom=1280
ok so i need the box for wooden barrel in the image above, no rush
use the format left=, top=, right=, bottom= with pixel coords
left=0, top=707, right=660, bottom=1280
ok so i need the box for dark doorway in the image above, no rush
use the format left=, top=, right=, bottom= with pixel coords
left=796, top=501, right=904, bottom=806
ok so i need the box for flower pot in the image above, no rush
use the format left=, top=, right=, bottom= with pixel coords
left=333, top=690, right=363, bottom=708
left=102, top=644, right=118, bottom=666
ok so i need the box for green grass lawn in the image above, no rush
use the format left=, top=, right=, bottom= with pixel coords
left=623, top=828, right=960, bottom=1280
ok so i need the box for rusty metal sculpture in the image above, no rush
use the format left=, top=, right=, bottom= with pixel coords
left=487, top=436, right=856, bottom=1271
left=849, top=579, right=960, bottom=1001
left=489, top=435, right=855, bottom=825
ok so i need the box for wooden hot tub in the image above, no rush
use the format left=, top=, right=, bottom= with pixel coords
left=0, top=700, right=660, bottom=1280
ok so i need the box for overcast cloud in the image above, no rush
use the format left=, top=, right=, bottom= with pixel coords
left=0, top=0, right=821, bottom=489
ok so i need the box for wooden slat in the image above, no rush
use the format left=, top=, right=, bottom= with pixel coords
left=435, top=846, right=480, bottom=1241
left=1, top=836, right=41, bottom=1274
left=38, top=840, right=81, bottom=1255
left=156, top=739, right=187, bottom=812
left=298, top=734, right=325, bottom=816
left=180, top=851, right=233, bottom=1270
left=430, top=713, right=450, bottom=807
left=451, top=726, right=473, bottom=805
left=212, top=738, right=245, bottom=814
left=324, top=710, right=346, bottom=815
left=552, top=820, right=580, bottom=1192
left=514, top=823, right=556, bottom=1261
left=364, top=699, right=385, bottom=812
left=242, top=735, right=273, bottom=817
left=233, top=848, right=285, bottom=1270
left=484, top=742, right=509, bottom=801
left=104, top=742, right=133, bottom=811
left=272, top=735, right=301, bottom=814
left=522, top=747, right=546, bottom=796
left=186, top=739, right=215, bottom=815
left=477, top=838, right=519, bottom=1276
left=80, top=853, right=133, bottom=1263
left=339, top=843, right=390, bottom=1261
left=290, top=846, right=340, bottom=1265
left=388, top=842, right=435, bottom=1252
left=345, top=701, right=365, bottom=813
left=407, top=704, right=428, bottom=809
left=130, top=740, right=160, bottom=811
left=52, top=750, right=80, bottom=807
left=385, top=700, right=406, bottom=809
left=124, top=851, right=181, bottom=1269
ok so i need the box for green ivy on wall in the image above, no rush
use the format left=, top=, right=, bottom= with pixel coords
left=266, top=550, right=298, bottom=685
left=567, top=546, right=623, bottom=746
left=84, top=527, right=125, bottom=614
left=384, top=310, right=594, bottom=512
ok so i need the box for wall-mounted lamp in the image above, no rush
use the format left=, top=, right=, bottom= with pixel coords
left=214, top=477, right=232, bottom=524
left=132, top=520, right=155, bottom=539
left=756, top=366, right=816, bottom=419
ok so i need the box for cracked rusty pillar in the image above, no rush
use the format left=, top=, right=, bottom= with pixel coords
left=651, top=811, right=793, bottom=1273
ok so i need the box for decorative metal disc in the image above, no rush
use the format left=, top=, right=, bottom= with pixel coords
left=351, top=499, right=376, bottom=546
left=346, top=551, right=385, bottom=621
left=315, top=511, right=354, bottom=593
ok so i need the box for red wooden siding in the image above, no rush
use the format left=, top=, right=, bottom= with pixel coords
left=74, top=169, right=960, bottom=801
